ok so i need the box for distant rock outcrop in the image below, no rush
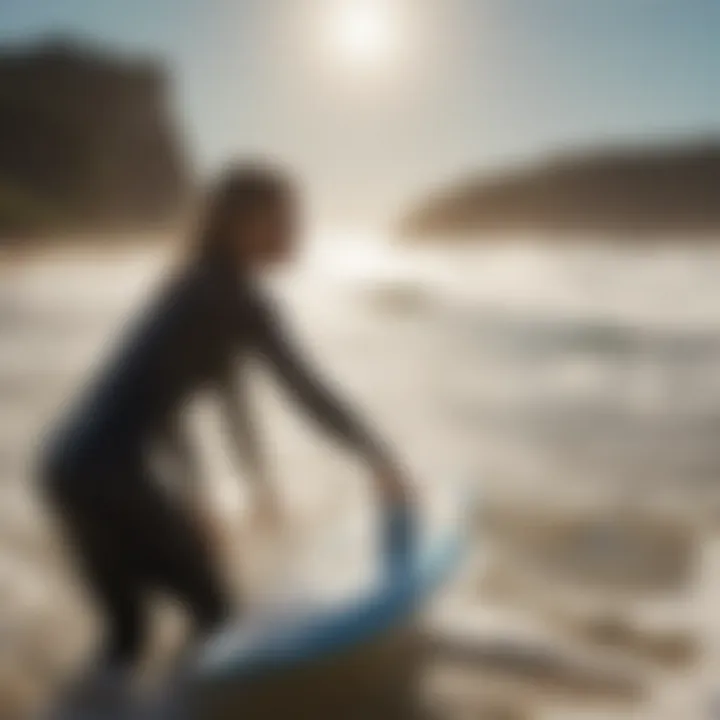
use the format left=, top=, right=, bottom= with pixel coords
left=0, top=39, right=191, bottom=237
left=400, top=141, right=720, bottom=239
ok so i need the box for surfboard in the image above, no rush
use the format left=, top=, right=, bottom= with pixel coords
left=194, top=506, right=463, bottom=685
left=49, top=501, right=467, bottom=719
left=180, top=504, right=465, bottom=719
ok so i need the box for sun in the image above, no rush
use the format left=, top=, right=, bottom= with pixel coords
left=328, top=1, right=399, bottom=71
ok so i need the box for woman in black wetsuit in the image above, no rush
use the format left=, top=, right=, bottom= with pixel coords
left=42, top=163, right=411, bottom=681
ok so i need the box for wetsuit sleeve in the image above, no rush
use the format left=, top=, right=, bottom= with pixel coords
left=154, top=415, right=203, bottom=498
left=216, top=360, right=268, bottom=484
left=249, top=300, right=389, bottom=466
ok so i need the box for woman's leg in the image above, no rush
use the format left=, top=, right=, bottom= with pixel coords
left=71, top=513, right=147, bottom=666
left=45, top=456, right=231, bottom=666
left=116, top=475, right=232, bottom=638
left=46, top=480, right=148, bottom=668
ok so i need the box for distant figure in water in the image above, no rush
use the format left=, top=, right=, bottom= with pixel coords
left=41, top=163, right=412, bottom=700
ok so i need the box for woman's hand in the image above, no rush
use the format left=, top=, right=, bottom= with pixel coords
left=189, top=497, right=229, bottom=554
left=373, top=457, right=418, bottom=570
left=240, top=484, right=290, bottom=595
left=373, top=456, right=414, bottom=510
left=247, top=483, right=286, bottom=538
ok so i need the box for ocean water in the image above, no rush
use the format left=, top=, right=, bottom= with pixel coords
left=2, top=232, right=720, bottom=718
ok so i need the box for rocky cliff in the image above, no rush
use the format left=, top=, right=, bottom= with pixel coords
left=0, top=39, right=191, bottom=237
left=400, top=140, right=720, bottom=239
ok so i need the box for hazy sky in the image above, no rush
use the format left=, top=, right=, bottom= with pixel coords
left=0, top=0, right=717, bottom=227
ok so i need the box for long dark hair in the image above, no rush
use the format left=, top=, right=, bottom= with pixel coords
left=193, top=161, right=296, bottom=263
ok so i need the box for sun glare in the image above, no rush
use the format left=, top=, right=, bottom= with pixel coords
left=329, top=1, right=399, bottom=71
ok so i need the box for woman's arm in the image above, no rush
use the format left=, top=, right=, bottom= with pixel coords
left=216, top=359, right=269, bottom=486
left=249, top=298, right=410, bottom=506
left=154, top=415, right=202, bottom=495
left=217, top=360, right=284, bottom=531
left=154, top=416, right=227, bottom=548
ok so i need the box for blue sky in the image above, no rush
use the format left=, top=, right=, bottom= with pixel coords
left=0, top=0, right=717, bottom=226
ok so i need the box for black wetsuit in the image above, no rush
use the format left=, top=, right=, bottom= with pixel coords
left=42, top=255, right=384, bottom=665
